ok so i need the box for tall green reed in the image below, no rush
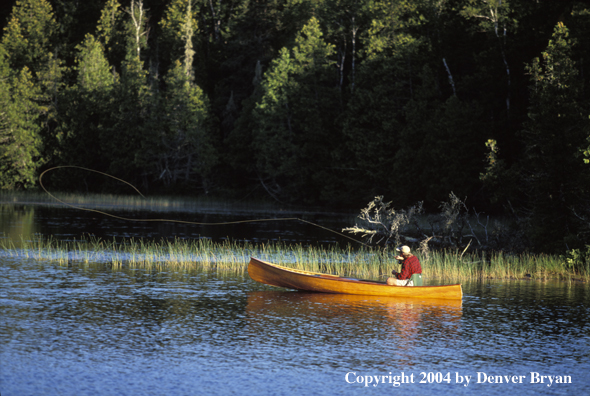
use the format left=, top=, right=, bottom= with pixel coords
left=1, top=235, right=586, bottom=281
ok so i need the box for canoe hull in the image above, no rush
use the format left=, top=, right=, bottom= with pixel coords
left=248, top=257, right=462, bottom=300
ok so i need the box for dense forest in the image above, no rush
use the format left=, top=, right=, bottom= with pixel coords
left=0, top=0, right=589, bottom=253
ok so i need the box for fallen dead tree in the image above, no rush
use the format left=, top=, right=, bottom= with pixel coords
left=343, top=192, right=525, bottom=254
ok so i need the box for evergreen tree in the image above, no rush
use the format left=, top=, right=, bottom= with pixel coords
left=460, top=0, right=514, bottom=113
left=208, top=0, right=318, bottom=140
left=341, top=1, right=428, bottom=205
left=246, top=17, right=338, bottom=203
left=36, top=50, right=65, bottom=168
left=159, top=0, right=200, bottom=78
left=1, top=0, right=57, bottom=75
left=50, top=34, right=116, bottom=191
left=148, top=0, right=219, bottom=193
left=155, top=60, right=218, bottom=192
left=99, top=0, right=152, bottom=187
left=75, top=34, right=115, bottom=93
left=0, top=0, right=588, bottom=235
left=520, top=22, right=590, bottom=251
left=397, top=90, right=487, bottom=206
left=0, top=51, right=42, bottom=189
left=49, top=0, right=106, bottom=68
left=1, top=0, right=64, bottom=190
left=96, top=0, right=127, bottom=71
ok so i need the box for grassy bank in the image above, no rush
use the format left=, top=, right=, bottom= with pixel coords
left=1, top=235, right=587, bottom=282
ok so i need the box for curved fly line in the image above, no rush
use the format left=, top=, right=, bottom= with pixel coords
left=38, top=165, right=368, bottom=247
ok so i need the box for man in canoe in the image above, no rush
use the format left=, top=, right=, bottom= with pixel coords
left=386, top=245, right=422, bottom=286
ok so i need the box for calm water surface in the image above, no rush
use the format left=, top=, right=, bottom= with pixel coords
left=0, top=204, right=355, bottom=246
left=1, top=203, right=589, bottom=395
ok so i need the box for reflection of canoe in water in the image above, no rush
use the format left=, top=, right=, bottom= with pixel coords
left=245, top=291, right=462, bottom=365
left=248, top=257, right=463, bottom=300
left=245, top=291, right=462, bottom=350
left=246, top=290, right=463, bottom=311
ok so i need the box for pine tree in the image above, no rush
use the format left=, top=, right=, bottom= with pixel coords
left=157, top=60, right=218, bottom=192
left=341, top=6, right=426, bottom=205
left=0, top=53, right=42, bottom=189
left=521, top=22, right=590, bottom=251
left=47, top=34, right=116, bottom=191
left=1, top=0, right=57, bottom=75
left=142, top=0, right=218, bottom=193
left=159, top=0, right=200, bottom=76
left=36, top=50, right=65, bottom=167
left=74, top=34, right=114, bottom=93
left=249, top=17, right=338, bottom=203
left=96, top=0, right=126, bottom=72
left=461, top=0, right=514, bottom=113
left=98, top=0, right=151, bottom=186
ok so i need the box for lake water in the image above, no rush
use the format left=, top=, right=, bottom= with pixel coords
left=0, top=203, right=357, bottom=247
left=1, top=203, right=589, bottom=395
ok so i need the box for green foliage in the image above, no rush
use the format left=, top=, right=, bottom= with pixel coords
left=0, top=59, right=42, bottom=189
left=145, top=1, right=219, bottom=192
left=36, top=51, right=65, bottom=165
left=480, top=139, right=501, bottom=184
left=584, top=126, right=590, bottom=164
left=460, top=0, right=514, bottom=34
left=89, top=1, right=153, bottom=187
left=520, top=22, right=590, bottom=251
left=0, top=0, right=57, bottom=74
left=395, top=91, right=487, bottom=206
left=252, top=47, right=297, bottom=178
left=96, top=0, right=126, bottom=68
left=0, top=1, right=65, bottom=179
left=247, top=17, right=339, bottom=203
left=75, top=34, right=114, bottom=93
left=159, top=0, right=199, bottom=70
left=561, top=245, right=590, bottom=275
left=342, top=34, right=424, bottom=204
left=47, top=36, right=115, bottom=190
left=0, top=0, right=589, bottom=252
left=361, top=0, right=427, bottom=59
left=122, top=0, right=149, bottom=66
left=150, top=60, right=218, bottom=192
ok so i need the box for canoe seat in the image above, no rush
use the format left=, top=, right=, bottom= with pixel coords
left=410, top=273, right=423, bottom=286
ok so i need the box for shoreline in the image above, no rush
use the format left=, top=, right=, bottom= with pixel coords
left=1, top=235, right=587, bottom=283
left=2, top=193, right=588, bottom=282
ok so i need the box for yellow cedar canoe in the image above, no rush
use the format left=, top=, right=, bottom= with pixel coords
left=248, top=257, right=462, bottom=300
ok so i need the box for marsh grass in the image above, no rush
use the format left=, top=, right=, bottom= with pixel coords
left=1, top=235, right=587, bottom=282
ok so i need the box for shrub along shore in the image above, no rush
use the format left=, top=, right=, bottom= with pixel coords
left=1, top=236, right=587, bottom=283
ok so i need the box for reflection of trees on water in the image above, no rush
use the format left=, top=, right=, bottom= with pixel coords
left=0, top=204, right=38, bottom=244
left=0, top=204, right=354, bottom=246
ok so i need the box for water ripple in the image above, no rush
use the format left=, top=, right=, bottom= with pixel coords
left=1, top=258, right=588, bottom=395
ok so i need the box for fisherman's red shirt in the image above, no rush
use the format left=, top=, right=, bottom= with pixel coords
left=396, top=255, right=422, bottom=280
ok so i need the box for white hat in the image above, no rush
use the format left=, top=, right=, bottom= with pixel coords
left=396, top=245, right=411, bottom=254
